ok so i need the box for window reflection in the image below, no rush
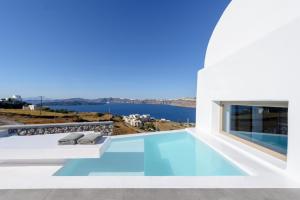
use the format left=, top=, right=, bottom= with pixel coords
left=226, top=105, right=287, bottom=155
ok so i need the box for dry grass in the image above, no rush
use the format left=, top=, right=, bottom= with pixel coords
left=156, top=121, right=186, bottom=131
left=77, top=112, right=102, bottom=121
left=0, top=109, right=68, bottom=117
left=112, top=122, right=143, bottom=135
left=0, top=109, right=93, bottom=124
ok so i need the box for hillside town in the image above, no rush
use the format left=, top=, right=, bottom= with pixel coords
left=122, top=114, right=181, bottom=131
left=123, top=114, right=152, bottom=127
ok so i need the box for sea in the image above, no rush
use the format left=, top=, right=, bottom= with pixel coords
left=49, top=103, right=196, bottom=123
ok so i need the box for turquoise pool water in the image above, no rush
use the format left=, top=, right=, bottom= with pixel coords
left=55, top=132, right=247, bottom=176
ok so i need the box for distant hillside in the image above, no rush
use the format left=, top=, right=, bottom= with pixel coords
left=25, top=97, right=196, bottom=108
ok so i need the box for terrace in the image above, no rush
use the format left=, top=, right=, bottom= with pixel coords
left=1, top=0, right=300, bottom=199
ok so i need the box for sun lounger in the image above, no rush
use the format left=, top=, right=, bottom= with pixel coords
left=77, top=133, right=102, bottom=145
left=58, top=133, right=84, bottom=145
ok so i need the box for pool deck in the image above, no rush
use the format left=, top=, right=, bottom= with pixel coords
left=1, top=189, right=300, bottom=200
left=0, top=129, right=299, bottom=189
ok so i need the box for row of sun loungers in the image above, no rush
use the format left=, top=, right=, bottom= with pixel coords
left=58, top=133, right=103, bottom=145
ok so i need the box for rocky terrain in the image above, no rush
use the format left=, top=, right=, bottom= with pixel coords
left=0, top=109, right=190, bottom=135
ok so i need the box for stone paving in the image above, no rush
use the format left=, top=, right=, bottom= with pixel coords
left=0, top=189, right=300, bottom=200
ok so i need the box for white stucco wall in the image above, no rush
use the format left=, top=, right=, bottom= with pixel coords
left=196, top=0, right=300, bottom=178
left=205, top=0, right=300, bottom=67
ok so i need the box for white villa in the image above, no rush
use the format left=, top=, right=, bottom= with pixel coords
left=1, top=0, right=300, bottom=197
left=196, top=0, right=300, bottom=179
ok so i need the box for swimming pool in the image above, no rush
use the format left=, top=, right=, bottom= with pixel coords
left=55, top=131, right=247, bottom=176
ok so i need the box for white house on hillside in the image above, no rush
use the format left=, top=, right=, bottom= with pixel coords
left=22, top=104, right=38, bottom=111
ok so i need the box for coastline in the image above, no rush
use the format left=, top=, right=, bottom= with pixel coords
left=43, top=102, right=196, bottom=108
left=167, top=103, right=195, bottom=108
left=36, top=98, right=196, bottom=109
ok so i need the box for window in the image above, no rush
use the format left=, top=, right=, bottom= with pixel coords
left=223, top=104, right=288, bottom=155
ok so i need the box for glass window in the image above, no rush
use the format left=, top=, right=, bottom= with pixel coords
left=224, top=105, right=287, bottom=155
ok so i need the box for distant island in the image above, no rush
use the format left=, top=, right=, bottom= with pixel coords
left=25, top=97, right=196, bottom=108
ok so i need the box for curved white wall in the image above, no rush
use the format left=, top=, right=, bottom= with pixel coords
left=205, top=0, right=300, bottom=67
left=197, top=0, right=300, bottom=178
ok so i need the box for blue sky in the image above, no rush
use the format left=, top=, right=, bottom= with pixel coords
left=0, top=0, right=229, bottom=99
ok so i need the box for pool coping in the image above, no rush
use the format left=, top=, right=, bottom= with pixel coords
left=187, top=129, right=287, bottom=174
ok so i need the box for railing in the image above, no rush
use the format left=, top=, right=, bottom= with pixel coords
left=0, top=121, right=113, bottom=136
